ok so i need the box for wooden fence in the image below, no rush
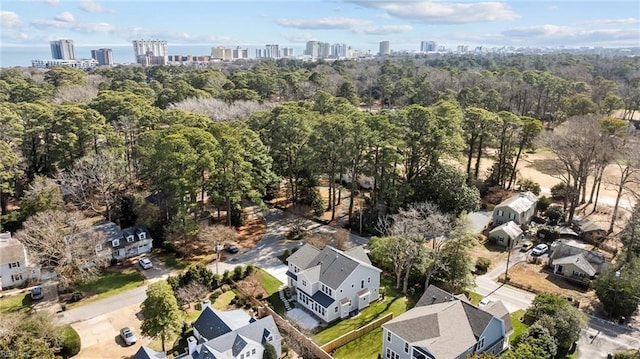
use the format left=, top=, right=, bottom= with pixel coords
left=321, top=313, right=394, bottom=354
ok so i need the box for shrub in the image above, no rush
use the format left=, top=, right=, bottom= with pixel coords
left=518, top=178, right=541, bottom=195
left=59, top=325, right=81, bottom=357
left=536, top=196, right=552, bottom=213
left=475, top=257, right=492, bottom=274
left=220, top=284, right=231, bottom=293
left=163, top=241, right=185, bottom=257
left=256, top=293, right=264, bottom=300
left=71, top=291, right=83, bottom=302
left=210, top=288, right=223, bottom=301
left=311, top=190, right=325, bottom=217
left=245, top=264, right=255, bottom=276
left=211, top=274, right=223, bottom=290
left=195, top=302, right=202, bottom=311
left=551, top=183, right=570, bottom=200
left=222, top=270, right=233, bottom=284
left=109, top=258, right=118, bottom=266
left=544, top=206, right=565, bottom=224
left=233, top=266, right=246, bottom=281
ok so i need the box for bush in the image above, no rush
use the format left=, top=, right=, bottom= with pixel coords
left=59, top=325, right=81, bottom=357
left=551, top=183, right=570, bottom=200
left=195, top=302, right=202, bottom=311
left=256, top=293, right=264, bottom=300
left=233, top=266, right=246, bottom=281
left=544, top=206, right=565, bottom=225
left=163, top=241, right=185, bottom=257
left=475, top=257, right=492, bottom=274
left=222, top=270, right=233, bottom=284
left=518, top=178, right=541, bottom=195
left=311, top=190, right=325, bottom=216
left=109, top=258, right=118, bottom=266
left=210, top=288, right=223, bottom=301
left=71, top=291, right=83, bottom=302
left=245, top=264, right=255, bottom=276
left=211, top=274, right=223, bottom=290
left=220, top=284, right=231, bottom=293
left=536, top=196, right=552, bottom=213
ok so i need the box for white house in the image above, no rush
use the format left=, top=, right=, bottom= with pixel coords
left=286, top=244, right=382, bottom=323
left=489, top=221, right=524, bottom=248
left=92, top=222, right=153, bottom=260
left=492, top=192, right=538, bottom=226
left=0, top=232, right=39, bottom=290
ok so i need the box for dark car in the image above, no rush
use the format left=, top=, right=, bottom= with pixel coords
left=226, top=244, right=239, bottom=254
left=30, top=286, right=44, bottom=300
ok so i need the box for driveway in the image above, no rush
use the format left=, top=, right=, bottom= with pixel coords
left=71, top=302, right=150, bottom=359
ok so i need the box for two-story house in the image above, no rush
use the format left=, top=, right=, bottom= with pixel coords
left=0, top=232, right=39, bottom=290
left=492, top=191, right=538, bottom=226
left=134, top=302, right=281, bottom=359
left=286, top=244, right=382, bottom=323
left=382, top=285, right=511, bottom=359
left=92, top=222, right=153, bottom=260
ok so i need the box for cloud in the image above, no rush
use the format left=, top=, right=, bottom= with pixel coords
left=78, top=0, right=111, bottom=13
left=503, top=24, right=572, bottom=37
left=74, top=22, right=115, bottom=33
left=1, top=11, right=22, bottom=28
left=355, top=24, right=413, bottom=35
left=501, top=24, right=640, bottom=46
left=20, top=0, right=59, bottom=5
left=281, top=32, right=317, bottom=43
left=31, top=19, right=69, bottom=29
left=583, top=18, right=639, bottom=25
left=54, top=11, right=75, bottom=23
left=276, top=17, right=371, bottom=30
left=31, top=18, right=115, bottom=33
left=350, top=1, right=519, bottom=24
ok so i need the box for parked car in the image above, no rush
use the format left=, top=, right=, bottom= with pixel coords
left=478, top=297, right=492, bottom=308
left=521, top=241, right=534, bottom=251
left=138, top=257, right=153, bottom=270
left=225, top=244, right=239, bottom=254
left=119, top=327, right=137, bottom=346
left=30, top=286, right=44, bottom=300
left=532, top=243, right=549, bottom=256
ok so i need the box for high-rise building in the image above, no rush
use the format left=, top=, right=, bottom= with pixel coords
left=379, top=41, right=390, bottom=55
left=132, top=40, right=168, bottom=65
left=90, top=48, right=113, bottom=66
left=211, top=46, right=233, bottom=61
left=305, top=41, right=319, bottom=58
left=232, top=47, right=249, bottom=59
left=50, top=39, right=75, bottom=60
left=420, top=41, right=437, bottom=52
left=282, top=48, right=294, bottom=57
left=265, top=44, right=280, bottom=58
left=331, top=43, right=348, bottom=58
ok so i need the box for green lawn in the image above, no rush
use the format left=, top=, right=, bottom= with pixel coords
left=0, top=293, right=32, bottom=313
left=213, top=291, right=236, bottom=309
left=314, top=276, right=412, bottom=345
left=509, top=310, right=528, bottom=345
left=157, top=251, right=200, bottom=270
left=333, top=327, right=383, bottom=359
left=256, top=269, right=282, bottom=295
left=69, top=269, right=145, bottom=308
left=465, top=291, right=484, bottom=306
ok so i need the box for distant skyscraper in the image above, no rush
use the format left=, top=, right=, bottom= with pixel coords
left=305, top=41, right=319, bottom=58
left=420, top=41, right=437, bottom=52
left=379, top=41, right=390, bottom=55
left=211, top=46, right=233, bottom=61
left=282, top=48, right=294, bottom=57
left=265, top=44, right=280, bottom=58
left=90, top=48, right=113, bottom=66
left=132, top=40, right=168, bottom=65
left=232, top=46, right=249, bottom=59
left=50, top=39, right=75, bottom=60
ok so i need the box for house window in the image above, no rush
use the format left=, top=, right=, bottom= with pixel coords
left=252, top=349, right=256, bottom=355
left=268, top=335, right=273, bottom=342
left=509, top=212, right=516, bottom=219
left=9, top=262, right=20, bottom=268
left=386, top=330, right=391, bottom=342
left=477, top=337, right=485, bottom=349
left=386, top=348, right=391, bottom=358
left=246, top=351, right=250, bottom=357
left=138, top=232, right=146, bottom=240
left=497, top=210, right=504, bottom=216
left=367, top=277, right=371, bottom=283
left=335, top=307, right=338, bottom=313
left=404, top=342, right=409, bottom=353
left=112, top=239, right=120, bottom=247
left=126, top=235, right=134, bottom=242
left=302, top=280, right=307, bottom=286
left=361, top=280, right=364, bottom=289
left=240, top=354, right=244, bottom=359
left=11, top=274, right=23, bottom=282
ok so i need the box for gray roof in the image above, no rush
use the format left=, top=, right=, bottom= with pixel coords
left=552, top=253, right=597, bottom=276
left=495, top=191, right=537, bottom=213
left=91, top=222, right=151, bottom=249
left=289, top=244, right=380, bottom=289
left=133, top=346, right=166, bottom=359
left=489, top=221, right=523, bottom=239
left=384, top=301, right=478, bottom=358
left=415, top=285, right=458, bottom=307
left=461, top=301, right=495, bottom=338
left=193, top=307, right=252, bottom=341
left=549, top=242, right=609, bottom=274
left=0, top=233, right=25, bottom=264
left=576, top=219, right=606, bottom=233
left=482, top=301, right=512, bottom=334
left=345, top=246, right=372, bottom=264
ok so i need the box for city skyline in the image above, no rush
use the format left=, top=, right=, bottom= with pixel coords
left=1, top=0, right=638, bottom=55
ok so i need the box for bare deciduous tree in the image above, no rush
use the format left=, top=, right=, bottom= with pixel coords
left=57, top=151, right=127, bottom=221
left=608, top=140, right=640, bottom=234
left=306, top=234, right=330, bottom=249
left=334, top=229, right=353, bottom=251
left=16, top=210, right=108, bottom=288
left=175, top=283, right=208, bottom=307
left=197, top=224, right=238, bottom=251
left=171, top=97, right=275, bottom=122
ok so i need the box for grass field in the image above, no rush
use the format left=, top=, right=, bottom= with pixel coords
left=509, top=309, right=528, bottom=345
left=69, top=269, right=145, bottom=309
left=0, top=292, right=32, bottom=313
left=333, top=327, right=383, bottom=359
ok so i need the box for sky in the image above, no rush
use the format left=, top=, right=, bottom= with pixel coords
left=1, top=0, right=639, bottom=55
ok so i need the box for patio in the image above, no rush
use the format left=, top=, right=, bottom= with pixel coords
left=285, top=307, right=320, bottom=330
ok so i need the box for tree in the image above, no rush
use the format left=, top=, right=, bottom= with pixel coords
left=262, top=342, right=278, bottom=359
left=0, top=140, right=22, bottom=220
left=409, top=163, right=480, bottom=215
left=20, top=176, right=64, bottom=219
left=433, top=214, right=478, bottom=292
left=608, top=140, right=640, bottom=234
left=461, top=107, right=498, bottom=181
left=140, top=281, right=182, bottom=352
left=57, top=151, right=127, bottom=221
left=16, top=210, right=108, bottom=288
left=0, top=311, right=63, bottom=359
left=505, top=322, right=557, bottom=359
left=508, top=117, right=542, bottom=189
left=198, top=224, right=238, bottom=252
left=594, top=257, right=640, bottom=320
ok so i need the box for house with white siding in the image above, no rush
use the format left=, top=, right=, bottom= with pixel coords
left=0, top=232, right=40, bottom=290
left=492, top=192, right=538, bottom=226
left=286, top=244, right=382, bottom=323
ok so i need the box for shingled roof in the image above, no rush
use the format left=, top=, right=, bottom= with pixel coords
left=495, top=192, right=537, bottom=213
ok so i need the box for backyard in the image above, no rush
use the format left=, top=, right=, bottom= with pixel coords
left=314, top=275, right=416, bottom=355
left=68, top=269, right=146, bottom=309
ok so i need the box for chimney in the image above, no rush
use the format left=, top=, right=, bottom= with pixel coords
left=187, top=336, right=198, bottom=355
left=202, top=300, right=211, bottom=310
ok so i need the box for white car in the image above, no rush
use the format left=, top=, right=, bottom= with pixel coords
left=478, top=297, right=492, bottom=308
left=532, top=243, right=549, bottom=256
left=138, top=257, right=153, bottom=269
left=120, top=327, right=137, bottom=346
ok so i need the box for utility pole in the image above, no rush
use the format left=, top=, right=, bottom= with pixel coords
left=215, top=239, right=219, bottom=275
left=504, top=239, right=512, bottom=282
